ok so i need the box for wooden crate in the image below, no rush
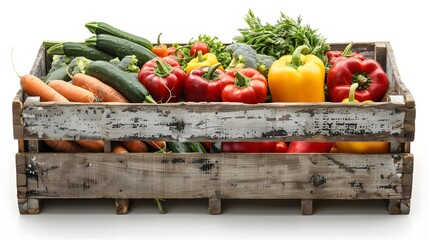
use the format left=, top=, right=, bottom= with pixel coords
left=13, top=42, right=415, bottom=215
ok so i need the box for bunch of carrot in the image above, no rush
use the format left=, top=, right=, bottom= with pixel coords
left=17, top=72, right=166, bottom=153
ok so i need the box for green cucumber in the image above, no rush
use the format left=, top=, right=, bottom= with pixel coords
left=47, top=42, right=113, bottom=61
left=85, top=22, right=153, bottom=50
left=85, top=60, right=155, bottom=103
left=85, top=34, right=156, bottom=67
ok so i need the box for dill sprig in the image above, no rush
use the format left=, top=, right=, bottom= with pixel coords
left=234, top=10, right=330, bottom=67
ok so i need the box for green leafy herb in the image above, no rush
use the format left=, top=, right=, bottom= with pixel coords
left=173, top=34, right=231, bottom=70
left=234, top=10, right=330, bottom=68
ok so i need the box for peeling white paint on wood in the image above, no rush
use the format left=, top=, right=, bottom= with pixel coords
left=20, top=102, right=407, bottom=142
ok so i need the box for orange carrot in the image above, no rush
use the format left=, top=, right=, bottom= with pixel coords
left=146, top=140, right=167, bottom=151
left=45, top=140, right=86, bottom=153
left=75, top=140, right=104, bottom=152
left=71, top=73, right=129, bottom=102
left=112, top=142, right=129, bottom=153
left=20, top=74, right=69, bottom=102
left=122, top=141, right=149, bottom=152
left=48, top=80, right=96, bottom=103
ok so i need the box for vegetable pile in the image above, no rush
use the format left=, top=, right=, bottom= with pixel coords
left=17, top=11, right=392, bottom=211
left=23, top=11, right=390, bottom=154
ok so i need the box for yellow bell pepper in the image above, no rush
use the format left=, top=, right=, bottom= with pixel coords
left=268, top=45, right=325, bottom=102
left=336, top=83, right=389, bottom=154
left=185, top=51, right=224, bottom=74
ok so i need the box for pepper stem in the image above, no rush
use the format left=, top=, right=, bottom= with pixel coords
left=156, top=33, right=162, bottom=45
left=154, top=59, right=173, bottom=78
left=291, top=45, right=310, bottom=68
left=348, top=83, right=359, bottom=102
left=204, top=63, right=222, bottom=80
left=342, top=42, right=354, bottom=57
left=197, top=50, right=205, bottom=62
left=352, top=72, right=371, bottom=90
left=234, top=71, right=251, bottom=88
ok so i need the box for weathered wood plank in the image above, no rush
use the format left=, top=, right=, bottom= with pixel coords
left=402, top=154, right=413, bottom=174
left=30, top=45, right=47, bottom=78
left=385, top=42, right=415, bottom=108
left=13, top=91, right=24, bottom=139
left=16, top=173, right=27, bottom=187
left=20, top=101, right=410, bottom=142
left=301, top=199, right=313, bottom=215
left=20, top=153, right=406, bottom=200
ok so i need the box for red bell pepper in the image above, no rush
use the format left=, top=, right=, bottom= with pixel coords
left=327, top=58, right=389, bottom=102
left=190, top=41, right=210, bottom=57
left=287, top=142, right=332, bottom=153
left=220, top=68, right=267, bottom=104
left=167, top=47, right=184, bottom=58
left=222, top=141, right=288, bottom=153
left=326, top=42, right=366, bottom=65
left=184, top=63, right=225, bottom=102
left=138, top=56, right=186, bottom=103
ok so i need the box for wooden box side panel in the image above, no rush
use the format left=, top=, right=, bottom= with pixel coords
left=19, top=153, right=409, bottom=200
left=19, top=101, right=409, bottom=142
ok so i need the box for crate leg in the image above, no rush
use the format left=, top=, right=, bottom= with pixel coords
left=115, top=199, right=129, bottom=215
left=209, top=196, right=221, bottom=215
left=386, top=199, right=411, bottom=215
left=18, top=198, right=41, bottom=214
left=301, top=199, right=313, bottom=215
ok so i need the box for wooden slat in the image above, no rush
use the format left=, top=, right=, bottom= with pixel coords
left=375, top=42, right=387, bottom=71
left=402, top=154, right=413, bottom=174
left=13, top=90, right=24, bottom=139
left=21, top=153, right=406, bottom=200
left=29, top=45, right=47, bottom=78
left=20, top=101, right=410, bottom=142
left=385, top=42, right=415, bottom=108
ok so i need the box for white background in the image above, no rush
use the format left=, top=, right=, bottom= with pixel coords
left=0, top=0, right=427, bottom=239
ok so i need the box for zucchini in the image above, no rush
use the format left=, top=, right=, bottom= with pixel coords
left=167, top=142, right=191, bottom=153
left=186, top=142, right=207, bottom=153
left=167, top=142, right=207, bottom=153
left=85, top=60, right=156, bottom=103
left=47, top=42, right=113, bottom=61
left=85, top=22, right=153, bottom=50
left=85, top=34, right=156, bottom=67
left=43, top=65, right=71, bottom=82
left=43, top=40, right=63, bottom=50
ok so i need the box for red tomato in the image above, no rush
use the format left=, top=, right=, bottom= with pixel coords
left=190, top=41, right=210, bottom=56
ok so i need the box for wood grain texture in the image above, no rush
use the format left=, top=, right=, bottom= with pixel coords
left=19, top=101, right=410, bottom=142
left=19, top=153, right=407, bottom=200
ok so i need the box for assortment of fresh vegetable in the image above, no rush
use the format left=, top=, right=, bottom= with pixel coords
left=14, top=11, right=395, bottom=215
left=18, top=11, right=391, bottom=156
